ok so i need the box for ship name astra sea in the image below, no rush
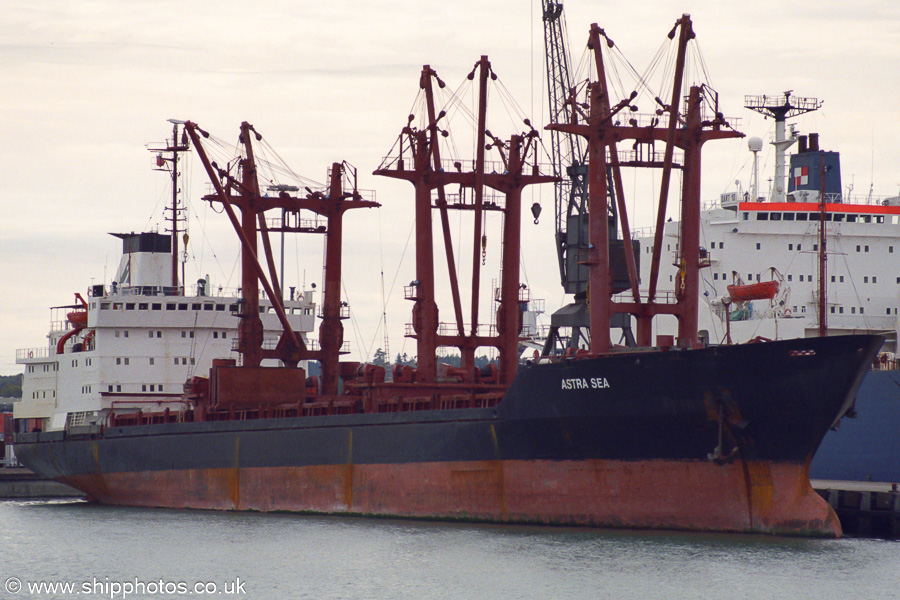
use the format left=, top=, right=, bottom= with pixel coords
left=561, top=377, right=610, bottom=390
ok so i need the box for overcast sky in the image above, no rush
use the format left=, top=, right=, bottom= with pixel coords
left=3, top=0, right=899, bottom=374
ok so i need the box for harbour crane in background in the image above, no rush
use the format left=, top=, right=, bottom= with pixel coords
left=541, top=0, right=633, bottom=353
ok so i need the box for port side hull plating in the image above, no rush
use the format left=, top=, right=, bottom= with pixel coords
left=15, top=335, right=882, bottom=536
left=54, top=459, right=836, bottom=535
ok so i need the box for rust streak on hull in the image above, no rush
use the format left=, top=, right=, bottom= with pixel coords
left=61, top=458, right=840, bottom=537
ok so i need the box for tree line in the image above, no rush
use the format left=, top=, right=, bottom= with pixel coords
left=0, top=373, right=22, bottom=400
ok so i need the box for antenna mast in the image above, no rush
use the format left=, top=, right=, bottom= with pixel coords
left=744, top=92, right=822, bottom=202
left=150, top=120, right=191, bottom=291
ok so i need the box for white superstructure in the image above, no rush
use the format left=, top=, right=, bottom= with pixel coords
left=15, top=232, right=316, bottom=432
left=632, top=131, right=900, bottom=354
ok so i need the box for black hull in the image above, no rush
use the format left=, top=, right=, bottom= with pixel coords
left=14, top=334, right=883, bottom=535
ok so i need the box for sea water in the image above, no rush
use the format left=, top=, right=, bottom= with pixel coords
left=1, top=499, right=897, bottom=600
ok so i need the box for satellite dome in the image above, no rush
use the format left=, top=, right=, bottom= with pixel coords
left=748, top=136, right=764, bottom=152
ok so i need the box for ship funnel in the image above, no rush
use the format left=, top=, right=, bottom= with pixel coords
left=798, top=135, right=808, bottom=153
left=809, top=133, right=819, bottom=152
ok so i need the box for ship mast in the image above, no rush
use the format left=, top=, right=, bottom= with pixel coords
left=818, top=153, right=828, bottom=336
left=150, top=120, right=191, bottom=291
left=744, top=92, right=822, bottom=202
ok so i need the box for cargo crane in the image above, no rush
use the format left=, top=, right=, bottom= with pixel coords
left=541, top=1, right=634, bottom=353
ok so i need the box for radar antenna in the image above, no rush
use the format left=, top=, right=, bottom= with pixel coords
left=744, top=92, right=822, bottom=202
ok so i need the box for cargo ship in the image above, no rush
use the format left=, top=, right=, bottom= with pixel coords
left=13, top=16, right=883, bottom=536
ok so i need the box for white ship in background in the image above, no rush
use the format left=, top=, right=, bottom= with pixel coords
left=631, top=92, right=900, bottom=483
left=13, top=124, right=316, bottom=436
left=637, top=92, right=900, bottom=356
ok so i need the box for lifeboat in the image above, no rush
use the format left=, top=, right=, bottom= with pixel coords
left=727, top=280, right=779, bottom=302
left=67, top=311, right=88, bottom=327
left=66, top=292, right=89, bottom=327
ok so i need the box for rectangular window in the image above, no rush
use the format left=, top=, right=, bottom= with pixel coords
left=138, top=303, right=148, bottom=310
left=126, top=303, right=135, bottom=310
left=124, top=357, right=130, bottom=365
left=839, top=307, right=844, bottom=314
left=757, top=213, right=769, bottom=221
left=874, top=276, right=878, bottom=283
left=787, top=275, right=793, bottom=281
left=840, top=276, right=844, bottom=283
left=857, top=245, right=861, bottom=252
left=116, top=357, right=121, bottom=365
left=756, top=243, right=761, bottom=250
left=149, top=357, right=155, bottom=365
left=116, top=385, right=121, bottom=392
left=788, top=244, right=793, bottom=251
left=831, top=276, right=836, bottom=283
left=156, top=331, right=162, bottom=338
left=784, top=213, right=795, bottom=221
left=149, top=330, right=154, bottom=338
left=800, top=275, right=804, bottom=282
left=152, top=303, right=162, bottom=310
left=214, top=331, right=219, bottom=339
left=866, top=245, right=870, bottom=252
left=797, top=213, right=808, bottom=221
left=864, top=276, right=869, bottom=283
